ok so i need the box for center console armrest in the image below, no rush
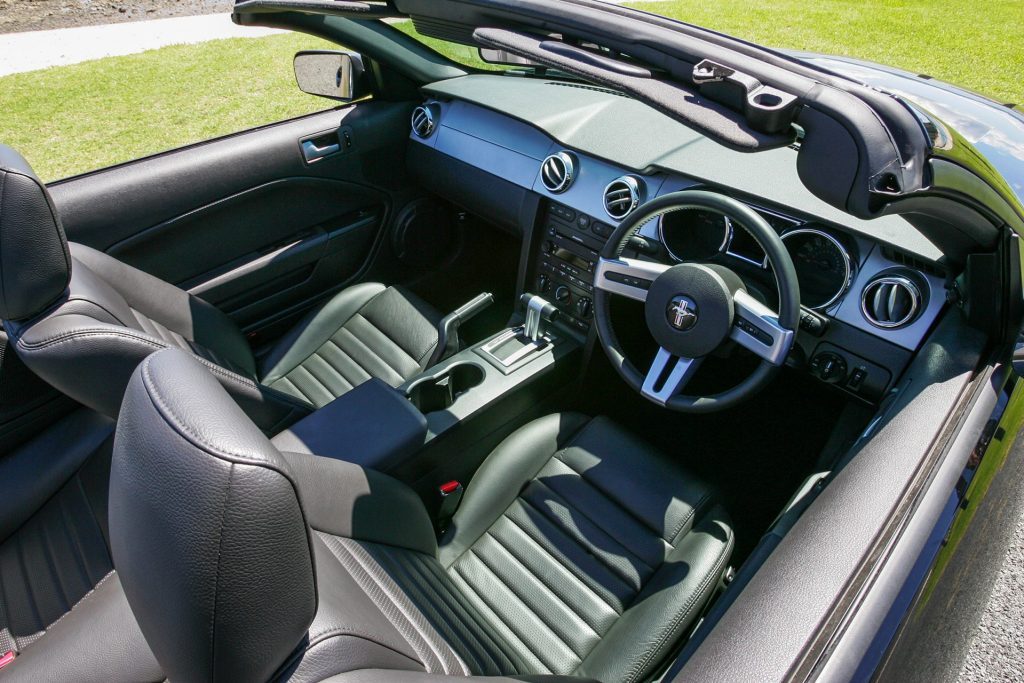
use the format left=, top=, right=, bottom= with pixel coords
left=270, top=378, right=427, bottom=472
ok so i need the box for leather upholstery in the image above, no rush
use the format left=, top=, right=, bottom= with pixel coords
left=0, top=147, right=71, bottom=321
left=0, top=144, right=440, bottom=429
left=110, top=349, right=317, bottom=683
left=110, top=349, right=733, bottom=683
left=0, top=408, right=162, bottom=682
left=261, top=283, right=441, bottom=409
left=271, top=378, right=429, bottom=470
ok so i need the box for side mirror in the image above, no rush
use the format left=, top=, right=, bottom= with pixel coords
left=293, top=50, right=368, bottom=102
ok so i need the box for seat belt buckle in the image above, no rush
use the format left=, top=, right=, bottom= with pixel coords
left=437, top=480, right=464, bottom=533
left=0, top=651, right=15, bottom=670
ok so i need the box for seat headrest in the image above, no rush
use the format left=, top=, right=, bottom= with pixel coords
left=110, top=348, right=317, bottom=682
left=0, top=145, right=71, bottom=321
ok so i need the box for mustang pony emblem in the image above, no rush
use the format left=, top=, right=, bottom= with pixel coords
left=667, top=296, right=699, bottom=331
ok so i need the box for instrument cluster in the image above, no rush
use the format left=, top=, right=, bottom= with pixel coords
left=658, top=206, right=854, bottom=311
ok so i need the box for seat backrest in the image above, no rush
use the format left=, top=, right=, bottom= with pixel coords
left=0, top=146, right=72, bottom=322
left=110, top=347, right=317, bottom=682
left=0, top=145, right=305, bottom=431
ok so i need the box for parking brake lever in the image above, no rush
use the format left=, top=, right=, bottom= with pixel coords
left=427, top=292, right=494, bottom=367
left=520, top=293, right=559, bottom=342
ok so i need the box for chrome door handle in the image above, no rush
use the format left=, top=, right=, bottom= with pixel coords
left=301, top=139, right=340, bottom=162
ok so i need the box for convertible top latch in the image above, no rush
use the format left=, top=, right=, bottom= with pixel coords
left=692, top=59, right=799, bottom=135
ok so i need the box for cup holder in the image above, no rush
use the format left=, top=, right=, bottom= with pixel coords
left=406, top=362, right=485, bottom=413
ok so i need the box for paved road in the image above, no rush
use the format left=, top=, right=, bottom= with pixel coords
left=0, top=13, right=282, bottom=76
left=960, top=508, right=1024, bottom=682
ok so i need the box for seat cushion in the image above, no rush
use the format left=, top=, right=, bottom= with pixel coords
left=260, top=284, right=441, bottom=409
left=285, top=414, right=733, bottom=683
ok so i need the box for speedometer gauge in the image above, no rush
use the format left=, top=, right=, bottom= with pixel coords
left=781, top=228, right=852, bottom=310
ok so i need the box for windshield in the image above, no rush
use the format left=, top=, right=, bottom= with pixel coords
left=395, top=1, right=1021, bottom=109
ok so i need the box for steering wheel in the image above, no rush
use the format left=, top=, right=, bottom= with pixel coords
left=593, top=190, right=800, bottom=413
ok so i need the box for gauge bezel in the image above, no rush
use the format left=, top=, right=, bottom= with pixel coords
left=780, top=227, right=853, bottom=310
left=658, top=208, right=733, bottom=263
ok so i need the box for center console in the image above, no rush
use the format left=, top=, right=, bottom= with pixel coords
left=532, top=200, right=614, bottom=334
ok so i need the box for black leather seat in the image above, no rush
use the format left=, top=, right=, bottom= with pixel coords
left=101, top=349, right=734, bottom=682
left=0, top=145, right=441, bottom=432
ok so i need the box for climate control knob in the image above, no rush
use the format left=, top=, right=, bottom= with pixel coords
left=554, top=286, right=571, bottom=303
left=576, top=296, right=593, bottom=319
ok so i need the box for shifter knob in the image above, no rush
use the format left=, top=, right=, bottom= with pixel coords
left=520, top=293, right=559, bottom=342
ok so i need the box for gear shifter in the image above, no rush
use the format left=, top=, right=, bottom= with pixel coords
left=479, top=293, right=560, bottom=368
left=521, top=293, right=559, bottom=342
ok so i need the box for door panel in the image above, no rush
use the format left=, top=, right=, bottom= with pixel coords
left=48, top=100, right=414, bottom=333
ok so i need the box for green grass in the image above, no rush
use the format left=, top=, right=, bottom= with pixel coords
left=629, top=0, right=1024, bottom=107
left=1, top=4, right=1021, bottom=181
left=0, top=32, right=338, bottom=181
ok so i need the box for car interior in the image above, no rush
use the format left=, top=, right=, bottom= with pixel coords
left=0, top=1, right=1013, bottom=681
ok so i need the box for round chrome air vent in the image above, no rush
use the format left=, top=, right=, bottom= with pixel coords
left=540, top=151, right=576, bottom=193
left=861, top=274, right=923, bottom=329
left=604, top=175, right=643, bottom=220
left=411, top=104, right=437, bottom=139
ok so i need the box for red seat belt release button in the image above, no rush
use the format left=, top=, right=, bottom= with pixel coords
left=0, top=651, right=15, bottom=669
left=437, top=480, right=464, bottom=532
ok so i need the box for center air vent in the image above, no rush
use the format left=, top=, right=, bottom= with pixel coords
left=861, top=275, right=923, bottom=329
left=540, top=151, right=576, bottom=193
left=411, top=104, right=437, bottom=139
left=604, top=175, right=643, bottom=220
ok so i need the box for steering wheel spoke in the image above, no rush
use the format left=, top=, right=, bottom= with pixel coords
left=730, top=290, right=794, bottom=365
left=594, top=257, right=669, bottom=302
left=641, top=347, right=702, bottom=405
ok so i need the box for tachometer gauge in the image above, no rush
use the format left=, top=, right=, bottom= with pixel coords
left=781, top=228, right=853, bottom=310
left=659, top=208, right=731, bottom=262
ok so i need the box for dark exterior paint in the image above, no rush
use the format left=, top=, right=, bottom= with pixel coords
left=861, top=371, right=1024, bottom=681
left=792, top=53, right=1024, bottom=207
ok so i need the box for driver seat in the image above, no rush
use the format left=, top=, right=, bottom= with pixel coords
left=107, top=349, right=734, bottom=682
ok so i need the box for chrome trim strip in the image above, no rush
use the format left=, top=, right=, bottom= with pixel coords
left=781, top=227, right=853, bottom=310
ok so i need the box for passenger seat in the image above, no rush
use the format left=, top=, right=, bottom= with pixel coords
left=0, top=145, right=441, bottom=432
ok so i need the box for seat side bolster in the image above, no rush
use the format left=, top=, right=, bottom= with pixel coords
left=281, top=450, right=438, bottom=557
left=437, top=412, right=592, bottom=568
left=70, top=243, right=256, bottom=377
left=12, top=314, right=309, bottom=432
left=259, top=282, right=388, bottom=384
left=574, top=504, right=735, bottom=683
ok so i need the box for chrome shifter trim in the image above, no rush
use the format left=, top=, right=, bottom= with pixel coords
left=524, top=295, right=547, bottom=342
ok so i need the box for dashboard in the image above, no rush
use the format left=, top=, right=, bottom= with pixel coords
left=406, top=75, right=950, bottom=403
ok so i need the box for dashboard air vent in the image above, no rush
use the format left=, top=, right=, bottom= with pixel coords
left=411, top=104, right=436, bottom=139
left=861, top=275, right=923, bottom=329
left=540, top=152, right=576, bottom=193
left=603, top=175, right=643, bottom=220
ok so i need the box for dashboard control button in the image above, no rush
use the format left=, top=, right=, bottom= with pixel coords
left=592, top=222, right=614, bottom=238
left=847, top=366, right=868, bottom=391
left=554, top=286, right=571, bottom=303
left=810, top=352, right=847, bottom=384
left=735, top=318, right=773, bottom=346
left=577, top=214, right=590, bottom=230
left=576, top=297, right=593, bottom=319
left=604, top=271, right=652, bottom=290
left=543, top=239, right=556, bottom=254
left=538, top=274, right=551, bottom=293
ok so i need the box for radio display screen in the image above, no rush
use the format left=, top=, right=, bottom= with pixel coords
left=553, top=246, right=591, bottom=272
